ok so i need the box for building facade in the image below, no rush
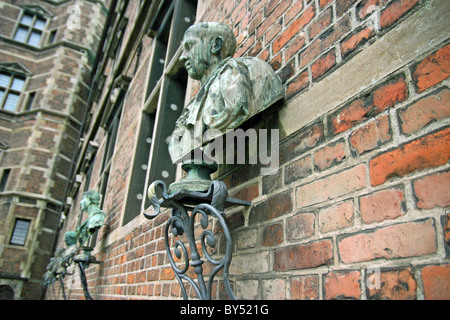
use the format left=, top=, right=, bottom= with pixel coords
left=0, top=0, right=107, bottom=299
left=42, top=0, right=450, bottom=300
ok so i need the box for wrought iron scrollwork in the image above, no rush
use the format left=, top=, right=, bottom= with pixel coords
left=145, top=180, right=249, bottom=300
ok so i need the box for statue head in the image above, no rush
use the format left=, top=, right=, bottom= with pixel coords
left=81, top=190, right=101, bottom=211
left=64, top=231, right=77, bottom=246
left=180, top=22, right=237, bottom=82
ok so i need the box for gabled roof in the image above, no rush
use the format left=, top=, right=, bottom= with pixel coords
left=0, top=62, right=32, bottom=76
left=22, top=4, right=53, bottom=18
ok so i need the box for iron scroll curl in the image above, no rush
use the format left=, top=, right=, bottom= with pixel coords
left=144, top=180, right=238, bottom=300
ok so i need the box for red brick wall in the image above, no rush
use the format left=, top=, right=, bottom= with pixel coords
left=49, top=0, right=449, bottom=300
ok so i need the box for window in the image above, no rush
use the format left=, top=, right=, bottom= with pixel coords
left=123, top=0, right=196, bottom=224
left=98, top=99, right=123, bottom=208
left=14, top=11, right=47, bottom=47
left=0, top=168, right=10, bottom=192
left=0, top=71, right=26, bottom=112
left=10, top=219, right=31, bottom=246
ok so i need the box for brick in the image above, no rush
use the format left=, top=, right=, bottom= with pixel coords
left=324, top=270, right=361, bottom=299
left=311, top=49, right=336, bottom=80
left=299, top=14, right=351, bottom=68
left=380, top=0, right=420, bottom=29
left=277, top=59, right=295, bottom=83
left=336, top=0, right=359, bottom=17
left=313, top=140, right=346, bottom=171
left=400, top=88, right=450, bottom=134
left=230, top=182, right=259, bottom=202
left=285, top=155, right=311, bottom=184
left=285, top=34, right=306, bottom=62
left=357, top=0, right=389, bottom=19
left=296, top=164, right=366, bottom=208
left=309, top=8, right=332, bottom=39
left=280, top=122, right=324, bottom=164
left=367, top=268, right=417, bottom=300
left=318, top=200, right=354, bottom=233
left=349, top=115, right=391, bottom=155
left=235, top=280, right=259, bottom=299
left=412, top=45, right=450, bottom=93
left=256, top=0, right=290, bottom=39
left=262, top=278, right=286, bottom=299
left=369, top=127, right=450, bottom=186
left=285, top=0, right=304, bottom=24
left=286, top=212, right=315, bottom=240
left=442, top=214, right=450, bottom=256
left=230, top=251, right=270, bottom=274
left=290, top=275, right=319, bottom=300
left=372, top=76, right=408, bottom=111
left=329, top=98, right=372, bottom=135
left=422, top=264, right=450, bottom=300
left=262, top=223, right=283, bottom=246
left=413, top=171, right=450, bottom=209
left=272, top=5, right=315, bottom=54
left=338, top=219, right=437, bottom=263
left=262, top=169, right=282, bottom=195
left=340, top=26, right=374, bottom=58
left=273, top=239, right=333, bottom=271
left=286, top=70, right=309, bottom=99
left=359, top=188, right=405, bottom=223
left=249, top=189, right=292, bottom=225
left=328, top=76, right=406, bottom=136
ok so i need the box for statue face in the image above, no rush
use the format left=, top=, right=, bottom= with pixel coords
left=180, top=31, right=212, bottom=81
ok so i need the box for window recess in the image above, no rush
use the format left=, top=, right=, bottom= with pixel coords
left=123, top=0, right=196, bottom=225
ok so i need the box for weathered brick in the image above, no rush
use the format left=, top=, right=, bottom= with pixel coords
left=349, top=115, right=391, bottom=155
left=338, top=219, right=437, bottom=263
left=357, top=0, right=388, bottom=19
left=412, top=45, right=450, bottom=93
left=380, top=0, right=420, bottom=29
left=359, top=187, right=406, bottom=223
left=230, top=182, right=259, bottom=202
left=369, top=127, right=450, bottom=186
left=296, top=164, right=366, bottom=208
left=285, top=155, right=311, bottom=184
left=272, top=5, right=315, bottom=54
left=372, top=76, right=408, bottom=111
left=313, top=140, right=346, bottom=171
left=290, top=275, right=319, bottom=300
left=249, top=189, right=292, bottom=225
left=367, top=268, right=417, bottom=300
left=230, top=251, right=270, bottom=274
left=336, top=0, right=359, bottom=17
left=413, top=170, right=450, bottom=209
left=256, top=0, right=290, bottom=39
left=280, top=122, right=324, bottom=164
left=286, top=70, right=309, bottom=99
left=262, top=278, right=286, bottom=299
left=285, top=0, right=304, bottom=24
left=286, top=212, right=315, bottom=240
left=318, top=200, right=354, bottom=233
left=340, top=26, right=374, bottom=58
left=324, top=270, right=361, bottom=299
left=421, top=264, right=450, bottom=300
left=309, top=8, right=332, bottom=39
left=273, top=239, right=333, bottom=271
left=399, top=88, right=450, bottom=134
left=262, top=223, right=283, bottom=246
left=329, top=76, right=407, bottom=135
left=284, top=34, right=306, bottom=62
left=311, top=49, right=336, bottom=80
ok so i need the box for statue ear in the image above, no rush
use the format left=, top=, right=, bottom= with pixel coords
left=211, top=36, right=223, bottom=55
